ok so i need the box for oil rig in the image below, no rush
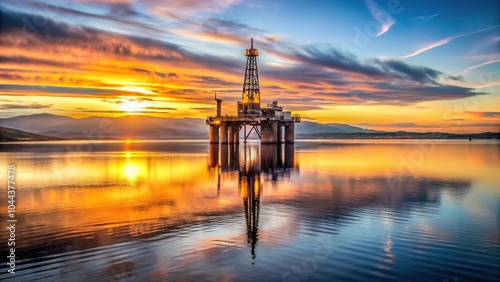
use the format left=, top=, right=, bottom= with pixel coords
left=206, top=39, right=301, bottom=144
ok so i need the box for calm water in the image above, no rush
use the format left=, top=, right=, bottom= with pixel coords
left=0, top=140, right=498, bottom=281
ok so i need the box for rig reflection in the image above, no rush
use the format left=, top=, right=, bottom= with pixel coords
left=209, top=143, right=297, bottom=259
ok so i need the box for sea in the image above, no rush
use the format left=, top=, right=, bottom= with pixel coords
left=0, top=139, right=498, bottom=281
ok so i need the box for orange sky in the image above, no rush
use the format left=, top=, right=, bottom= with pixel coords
left=0, top=0, right=499, bottom=133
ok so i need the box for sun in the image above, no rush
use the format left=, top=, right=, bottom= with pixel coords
left=120, top=99, right=145, bottom=113
left=115, top=86, right=153, bottom=113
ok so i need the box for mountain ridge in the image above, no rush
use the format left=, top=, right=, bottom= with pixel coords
left=2, top=114, right=497, bottom=140
left=0, top=126, right=62, bottom=141
left=0, top=113, right=376, bottom=139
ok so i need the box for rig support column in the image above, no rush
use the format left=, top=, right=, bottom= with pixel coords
left=221, top=122, right=229, bottom=144
left=277, top=124, right=283, bottom=144
left=228, top=124, right=234, bottom=144
left=209, top=125, right=219, bottom=144
left=261, top=120, right=278, bottom=144
left=284, top=123, right=295, bottom=144
left=233, top=125, right=240, bottom=144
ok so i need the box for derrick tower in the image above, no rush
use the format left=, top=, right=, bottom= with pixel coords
left=239, top=38, right=260, bottom=116
left=206, top=38, right=300, bottom=145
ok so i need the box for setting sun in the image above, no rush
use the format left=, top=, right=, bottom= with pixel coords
left=119, top=98, right=147, bottom=113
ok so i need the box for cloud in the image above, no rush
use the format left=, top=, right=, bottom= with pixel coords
left=149, top=0, right=241, bottom=16
left=144, top=106, right=177, bottom=110
left=0, top=7, right=243, bottom=104
left=1, top=8, right=243, bottom=72
left=293, top=45, right=461, bottom=84
left=465, top=111, right=500, bottom=118
left=365, top=0, right=395, bottom=36
left=408, top=13, right=439, bottom=22
left=74, top=109, right=175, bottom=114
left=3, top=0, right=162, bottom=33
left=473, top=81, right=500, bottom=89
left=107, top=2, right=140, bottom=17
left=313, top=84, right=484, bottom=105
left=0, top=73, right=23, bottom=80
left=172, top=16, right=268, bottom=45
left=250, top=42, right=483, bottom=105
left=0, top=6, right=487, bottom=110
left=0, top=55, right=78, bottom=68
left=207, top=18, right=265, bottom=35
left=402, top=25, right=499, bottom=59
left=460, top=59, right=500, bottom=74
left=450, top=122, right=500, bottom=128
left=0, top=102, right=53, bottom=110
left=401, top=38, right=452, bottom=59
left=0, top=84, right=157, bottom=99
left=129, top=68, right=179, bottom=79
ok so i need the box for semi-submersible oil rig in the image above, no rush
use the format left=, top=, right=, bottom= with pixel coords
left=206, top=39, right=301, bottom=144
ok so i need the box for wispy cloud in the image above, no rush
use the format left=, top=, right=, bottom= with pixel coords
left=402, top=25, right=499, bottom=59
left=460, top=59, right=500, bottom=74
left=365, top=0, right=395, bottom=36
left=378, top=21, right=395, bottom=37
left=401, top=38, right=453, bottom=59
left=465, top=111, right=500, bottom=118
left=408, top=13, right=439, bottom=22
left=473, top=81, right=500, bottom=89
left=0, top=102, right=53, bottom=110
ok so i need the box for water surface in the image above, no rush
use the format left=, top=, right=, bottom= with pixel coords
left=0, top=140, right=498, bottom=281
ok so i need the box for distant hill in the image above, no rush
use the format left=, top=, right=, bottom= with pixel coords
left=0, top=113, right=75, bottom=133
left=0, top=126, right=62, bottom=141
left=300, top=131, right=500, bottom=139
left=296, top=121, right=380, bottom=135
left=0, top=114, right=208, bottom=140
left=0, top=114, right=377, bottom=140
left=2, top=114, right=496, bottom=140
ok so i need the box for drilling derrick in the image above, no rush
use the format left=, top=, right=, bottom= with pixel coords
left=239, top=38, right=260, bottom=116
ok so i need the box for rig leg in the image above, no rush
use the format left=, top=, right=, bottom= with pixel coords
left=220, top=122, right=229, bottom=144
left=261, top=120, right=278, bottom=144
left=228, top=124, right=234, bottom=144
left=277, top=124, right=283, bottom=144
left=233, top=125, right=240, bottom=144
left=209, top=125, right=219, bottom=144
left=284, top=123, right=295, bottom=144
left=243, top=125, right=247, bottom=143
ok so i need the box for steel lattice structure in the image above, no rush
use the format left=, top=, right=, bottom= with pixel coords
left=241, top=38, right=260, bottom=107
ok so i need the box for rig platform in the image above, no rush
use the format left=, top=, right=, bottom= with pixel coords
left=206, top=39, right=300, bottom=144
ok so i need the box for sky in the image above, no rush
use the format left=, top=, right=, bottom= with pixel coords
left=0, top=0, right=499, bottom=133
